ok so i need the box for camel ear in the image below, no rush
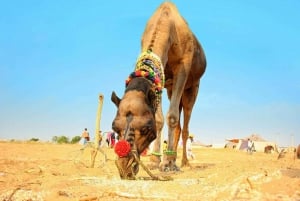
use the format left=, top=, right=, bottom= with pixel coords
left=111, top=91, right=121, bottom=107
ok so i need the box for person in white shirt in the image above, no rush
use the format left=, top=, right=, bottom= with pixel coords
left=247, top=138, right=254, bottom=154
left=187, top=134, right=195, bottom=160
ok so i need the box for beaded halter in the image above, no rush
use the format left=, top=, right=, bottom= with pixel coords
left=125, top=50, right=165, bottom=109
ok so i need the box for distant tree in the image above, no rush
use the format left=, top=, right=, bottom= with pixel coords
left=51, top=135, right=69, bottom=144
left=29, top=138, right=39, bottom=142
left=52, top=135, right=81, bottom=144
left=70, top=136, right=81, bottom=144
left=52, top=136, right=58, bottom=143
left=56, top=136, right=69, bottom=144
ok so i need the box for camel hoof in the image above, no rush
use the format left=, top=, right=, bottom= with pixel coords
left=161, top=164, right=180, bottom=172
left=164, top=167, right=170, bottom=172
left=172, top=165, right=180, bottom=172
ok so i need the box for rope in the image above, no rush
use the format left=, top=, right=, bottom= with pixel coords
left=131, top=150, right=173, bottom=181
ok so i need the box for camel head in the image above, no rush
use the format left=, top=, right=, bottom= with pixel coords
left=111, top=77, right=158, bottom=179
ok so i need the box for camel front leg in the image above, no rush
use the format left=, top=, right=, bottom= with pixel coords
left=149, top=102, right=164, bottom=169
left=161, top=65, right=189, bottom=171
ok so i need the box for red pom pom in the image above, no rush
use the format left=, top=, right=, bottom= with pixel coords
left=135, top=71, right=141, bottom=76
left=114, top=140, right=131, bottom=157
left=154, top=77, right=160, bottom=84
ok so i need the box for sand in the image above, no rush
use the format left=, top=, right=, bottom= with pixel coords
left=0, top=141, right=299, bottom=201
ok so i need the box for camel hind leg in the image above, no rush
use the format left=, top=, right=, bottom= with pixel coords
left=181, top=83, right=199, bottom=167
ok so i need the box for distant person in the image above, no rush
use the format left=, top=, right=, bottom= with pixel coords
left=247, top=139, right=254, bottom=154
left=81, top=128, right=90, bottom=145
left=163, top=140, right=168, bottom=152
left=106, top=131, right=116, bottom=148
left=110, top=132, right=116, bottom=148
left=247, top=139, right=251, bottom=153
left=252, top=142, right=255, bottom=152
left=106, top=132, right=111, bottom=147
left=187, top=134, right=195, bottom=160
left=95, top=130, right=103, bottom=147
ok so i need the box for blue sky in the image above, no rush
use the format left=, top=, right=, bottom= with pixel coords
left=0, top=1, right=299, bottom=147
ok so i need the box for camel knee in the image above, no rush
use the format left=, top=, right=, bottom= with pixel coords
left=167, top=112, right=178, bottom=128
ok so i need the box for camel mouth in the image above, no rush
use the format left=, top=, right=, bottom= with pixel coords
left=114, top=140, right=139, bottom=179
left=115, top=154, right=140, bottom=180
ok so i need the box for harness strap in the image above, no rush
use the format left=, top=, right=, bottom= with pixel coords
left=125, top=50, right=165, bottom=108
left=135, top=50, right=165, bottom=88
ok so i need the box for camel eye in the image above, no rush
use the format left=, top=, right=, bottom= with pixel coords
left=140, top=124, right=156, bottom=142
left=143, top=110, right=150, bottom=116
left=140, top=119, right=155, bottom=136
left=112, top=122, right=121, bottom=135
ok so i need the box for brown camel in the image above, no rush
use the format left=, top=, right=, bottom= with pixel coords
left=111, top=2, right=206, bottom=179
left=297, top=144, right=300, bottom=159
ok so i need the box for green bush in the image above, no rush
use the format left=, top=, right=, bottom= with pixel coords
left=29, top=138, right=39, bottom=142
left=52, top=135, right=69, bottom=144
left=70, top=136, right=81, bottom=144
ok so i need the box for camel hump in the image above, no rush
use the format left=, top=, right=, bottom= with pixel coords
left=159, top=2, right=177, bottom=8
left=158, top=2, right=179, bottom=15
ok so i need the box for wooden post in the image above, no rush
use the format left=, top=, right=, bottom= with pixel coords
left=91, top=94, right=104, bottom=168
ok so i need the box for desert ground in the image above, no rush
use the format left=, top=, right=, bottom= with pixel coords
left=0, top=141, right=299, bottom=201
